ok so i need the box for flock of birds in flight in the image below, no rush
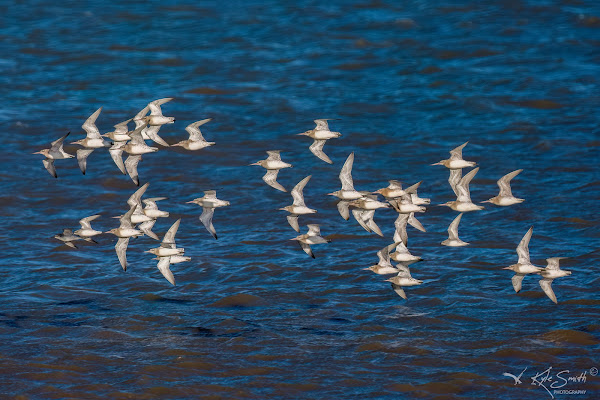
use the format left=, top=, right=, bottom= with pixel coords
left=35, top=98, right=572, bottom=303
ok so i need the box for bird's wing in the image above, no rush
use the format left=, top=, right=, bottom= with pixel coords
left=82, top=107, right=103, bottom=139
left=113, top=118, right=132, bottom=135
left=162, top=219, right=181, bottom=247
left=139, top=219, right=159, bottom=241
left=185, top=118, right=211, bottom=141
left=144, top=125, right=169, bottom=147
left=265, top=150, right=281, bottom=161
left=109, top=146, right=126, bottom=174
left=391, top=283, right=407, bottom=300
left=339, top=152, right=355, bottom=191
left=352, top=209, right=371, bottom=233
left=200, top=208, right=217, bottom=239
left=511, top=273, right=525, bottom=293
left=387, top=180, right=403, bottom=190
left=545, top=257, right=563, bottom=270
left=157, top=257, right=175, bottom=285
left=50, top=132, right=71, bottom=152
left=286, top=215, right=299, bottom=232
left=336, top=200, right=350, bottom=220
left=498, top=169, right=522, bottom=198
left=449, top=141, right=468, bottom=160
left=299, top=241, right=315, bottom=258
left=456, top=167, right=479, bottom=203
left=76, top=148, right=94, bottom=175
left=291, top=175, right=311, bottom=206
left=128, top=122, right=148, bottom=145
left=127, top=182, right=150, bottom=208
left=79, top=214, right=100, bottom=230
left=119, top=204, right=137, bottom=229
left=309, top=140, right=332, bottom=164
left=262, top=169, right=286, bottom=192
left=42, top=159, right=57, bottom=178
left=404, top=181, right=421, bottom=194
left=116, top=237, right=130, bottom=271
left=407, top=213, right=426, bottom=232
left=365, top=212, right=383, bottom=237
left=448, top=169, right=462, bottom=197
left=314, top=119, right=330, bottom=131
left=539, top=278, right=557, bottom=304
left=125, top=155, right=142, bottom=186
left=307, top=224, right=321, bottom=236
left=447, top=213, right=463, bottom=241
left=516, top=226, right=533, bottom=265
left=203, top=190, right=217, bottom=200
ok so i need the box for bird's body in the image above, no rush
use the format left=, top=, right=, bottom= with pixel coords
left=432, top=142, right=476, bottom=169
left=440, top=167, right=484, bottom=212
left=33, top=132, right=75, bottom=178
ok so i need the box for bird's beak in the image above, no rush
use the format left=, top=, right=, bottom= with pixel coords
left=431, top=162, right=443, bottom=166
left=502, top=266, right=513, bottom=270
left=186, top=201, right=196, bottom=204
left=32, top=151, right=43, bottom=155
left=362, top=267, right=371, bottom=271
left=481, top=200, right=491, bottom=203
left=249, top=162, right=261, bottom=166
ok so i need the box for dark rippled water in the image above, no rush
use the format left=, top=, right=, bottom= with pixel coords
left=2, top=1, right=600, bottom=398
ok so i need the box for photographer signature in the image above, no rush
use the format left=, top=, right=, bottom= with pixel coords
left=502, top=366, right=595, bottom=399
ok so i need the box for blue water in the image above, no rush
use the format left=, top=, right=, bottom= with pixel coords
left=1, top=1, right=600, bottom=398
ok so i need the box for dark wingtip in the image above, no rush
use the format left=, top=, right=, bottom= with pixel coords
left=311, top=253, right=315, bottom=259
left=214, top=234, right=218, bottom=240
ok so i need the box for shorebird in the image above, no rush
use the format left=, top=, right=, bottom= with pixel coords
left=123, top=122, right=158, bottom=186
left=441, top=213, right=469, bottom=247
left=432, top=142, right=476, bottom=169
left=291, top=224, right=329, bottom=258
left=374, top=180, right=421, bottom=200
left=439, top=167, right=484, bottom=212
left=503, top=226, right=543, bottom=293
left=298, top=119, right=341, bottom=164
left=187, top=190, right=230, bottom=239
left=390, top=240, right=422, bottom=265
left=173, top=119, right=215, bottom=150
left=364, top=243, right=400, bottom=275
left=250, top=150, right=293, bottom=192
left=385, top=265, right=423, bottom=300
left=105, top=205, right=142, bottom=271
left=33, top=132, right=74, bottom=178
left=280, top=175, right=317, bottom=232
left=71, top=107, right=111, bottom=175
left=54, top=229, right=81, bottom=249
left=104, top=118, right=133, bottom=174
left=482, top=169, right=524, bottom=206
left=147, top=219, right=185, bottom=286
left=74, top=214, right=102, bottom=243
left=146, top=219, right=185, bottom=258
left=539, top=257, right=571, bottom=304
left=133, top=98, right=174, bottom=146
